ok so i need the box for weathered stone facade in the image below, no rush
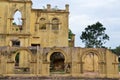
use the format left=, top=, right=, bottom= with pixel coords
left=0, top=0, right=119, bottom=78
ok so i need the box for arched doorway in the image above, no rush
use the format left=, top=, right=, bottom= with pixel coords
left=83, top=52, right=99, bottom=74
left=14, top=50, right=31, bottom=74
left=15, top=52, right=20, bottom=67
left=50, top=52, right=65, bottom=74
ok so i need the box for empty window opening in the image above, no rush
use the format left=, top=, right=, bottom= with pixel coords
left=39, top=18, right=46, bottom=30
left=31, top=44, right=40, bottom=47
left=15, top=53, right=20, bottom=67
left=13, top=10, right=22, bottom=26
left=13, top=10, right=23, bottom=31
left=52, top=18, right=59, bottom=30
left=12, top=40, right=20, bottom=47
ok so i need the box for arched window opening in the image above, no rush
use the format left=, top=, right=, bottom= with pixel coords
left=15, top=53, right=20, bottom=67
left=39, top=18, right=46, bottom=30
left=52, top=18, right=59, bottom=30
left=12, top=10, right=23, bottom=30
left=50, top=52, right=65, bottom=73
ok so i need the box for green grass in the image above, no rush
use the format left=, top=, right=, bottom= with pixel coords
left=50, top=70, right=65, bottom=74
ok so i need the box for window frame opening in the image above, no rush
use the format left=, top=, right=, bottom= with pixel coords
left=12, top=10, right=23, bottom=31
left=52, top=18, right=59, bottom=30
left=12, top=40, right=20, bottom=47
left=39, top=18, right=46, bottom=30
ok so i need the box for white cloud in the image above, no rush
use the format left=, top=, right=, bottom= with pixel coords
left=79, top=0, right=119, bottom=8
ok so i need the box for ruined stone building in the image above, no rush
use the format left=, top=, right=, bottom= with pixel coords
left=0, top=0, right=119, bottom=78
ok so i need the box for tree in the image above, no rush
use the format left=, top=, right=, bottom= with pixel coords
left=69, top=29, right=73, bottom=40
left=80, top=22, right=109, bottom=48
left=111, top=45, right=120, bottom=56
left=110, top=45, right=120, bottom=62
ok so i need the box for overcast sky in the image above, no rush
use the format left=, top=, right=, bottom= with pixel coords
left=31, top=0, right=120, bottom=49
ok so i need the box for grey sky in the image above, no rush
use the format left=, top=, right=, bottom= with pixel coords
left=31, top=0, right=120, bottom=49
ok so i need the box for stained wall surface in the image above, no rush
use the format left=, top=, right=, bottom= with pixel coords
left=0, top=0, right=119, bottom=78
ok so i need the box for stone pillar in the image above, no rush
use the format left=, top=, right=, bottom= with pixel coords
left=36, top=46, right=40, bottom=75
left=47, top=4, right=51, bottom=11
left=19, top=51, right=30, bottom=67
left=1, top=56, right=7, bottom=75
left=38, top=48, right=43, bottom=75
left=65, top=4, right=69, bottom=12
left=79, top=62, right=84, bottom=74
left=35, top=23, right=39, bottom=32
left=71, top=62, right=80, bottom=77
left=6, top=62, right=14, bottom=74
left=99, top=62, right=106, bottom=77
left=41, top=62, right=50, bottom=76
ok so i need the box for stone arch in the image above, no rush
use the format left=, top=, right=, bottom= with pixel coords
left=12, top=49, right=32, bottom=61
left=81, top=49, right=102, bottom=61
left=47, top=48, right=68, bottom=74
left=81, top=49, right=102, bottom=73
left=51, top=17, right=60, bottom=21
left=52, top=17, right=59, bottom=21
left=13, top=9, right=23, bottom=17
left=11, top=8, right=23, bottom=18
left=37, top=17, right=47, bottom=23
left=47, top=49, right=67, bottom=63
left=51, top=17, right=60, bottom=24
left=12, top=10, right=23, bottom=25
left=12, top=48, right=33, bottom=74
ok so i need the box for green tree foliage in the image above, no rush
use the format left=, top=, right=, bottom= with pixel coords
left=80, top=22, right=109, bottom=48
left=111, top=46, right=120, bottom=56
left=69, top=29, right=73, bottom=40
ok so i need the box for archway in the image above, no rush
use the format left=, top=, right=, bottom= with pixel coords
left=14, top=50, right=31, bottom=74
left=15, top=52, right=20, bottom=66
left=82, top=52, right=99, bottom=75
left=50, top=52, right=65, bottom=74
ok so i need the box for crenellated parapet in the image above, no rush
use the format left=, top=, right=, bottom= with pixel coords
left=32, top=4, right=69, bottom=13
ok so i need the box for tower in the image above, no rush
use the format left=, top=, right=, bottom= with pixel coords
left=0, top=0, right=69, bottom=48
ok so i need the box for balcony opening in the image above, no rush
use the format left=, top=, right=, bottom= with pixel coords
left=12, top=10, right=23, bottom=31
left=12, top=40, right=20, bottom=47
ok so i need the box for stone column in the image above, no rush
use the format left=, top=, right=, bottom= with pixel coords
left=35, top=23, right=39, bottom=32
left=41, top=62, right=50, bottom=76
left=71, top=61, right=80, bottom=77
left=99, top=61, right=106, bottom=77
left=6, top=61, right=15, bottom=74
left=79, top=62, right=84, bottom=74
